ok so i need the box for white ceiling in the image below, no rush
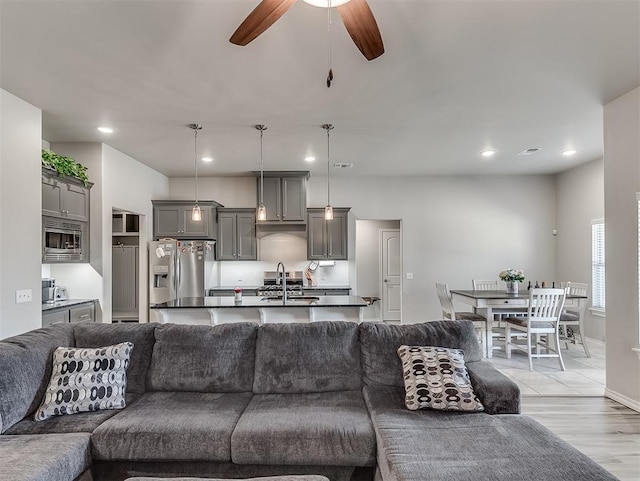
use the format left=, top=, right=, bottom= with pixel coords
left=1, top=0, right=638, bottom=178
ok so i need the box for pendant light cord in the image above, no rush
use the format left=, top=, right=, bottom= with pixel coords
left=260, top=128, right=264, bottom=204
left=194, top=128, right=199, bottom=204
left=326, top=126, right=330, bottom=204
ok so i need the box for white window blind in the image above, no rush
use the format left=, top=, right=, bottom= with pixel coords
left=592, top=219, right=605, bottom=310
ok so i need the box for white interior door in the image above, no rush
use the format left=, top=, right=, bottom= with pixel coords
left=381, top=229, right=401, bottom=321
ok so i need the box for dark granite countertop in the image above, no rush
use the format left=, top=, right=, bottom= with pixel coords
left=151, top=295, right=366, bottom=309
left=42, top=299, right=96, bottom=311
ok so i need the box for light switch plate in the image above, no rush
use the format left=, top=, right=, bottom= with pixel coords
left=406, top=273, right=414, bottom=280
left=16, top=289, right=32, bottom=303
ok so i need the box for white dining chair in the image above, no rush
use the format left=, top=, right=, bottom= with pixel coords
left=436, top=282, right=488, bottom=356
left=504, top=288, right=567, bottom=371
left=559, top=282, right=591, bottom=357
left=472, top=278, right=526, bottom=353
left=472, top=279, right=499, bottom=290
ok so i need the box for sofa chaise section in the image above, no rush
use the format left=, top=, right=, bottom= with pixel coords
left=0, top=432, right=92, bottom=481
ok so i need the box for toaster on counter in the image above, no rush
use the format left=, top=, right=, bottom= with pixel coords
left=54, top=286, right=68, bottom=301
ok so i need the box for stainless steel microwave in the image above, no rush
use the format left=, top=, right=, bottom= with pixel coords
left=43, top=216, right=89, bottom=263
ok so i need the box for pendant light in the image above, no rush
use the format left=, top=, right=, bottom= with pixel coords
left=189, top=123, right=203, bottom=222
left=322, top=123, right=334, bottom=220
left=256, top=124, right=268, bottom=221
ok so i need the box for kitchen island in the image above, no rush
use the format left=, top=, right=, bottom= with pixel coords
left=150, top=295, right=367, bottom=324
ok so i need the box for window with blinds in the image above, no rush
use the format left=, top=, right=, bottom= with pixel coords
left=591, top=219, right=605, bottom=310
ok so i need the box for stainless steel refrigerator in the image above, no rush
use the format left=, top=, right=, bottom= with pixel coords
left=149, top=239, right=215, bottom=305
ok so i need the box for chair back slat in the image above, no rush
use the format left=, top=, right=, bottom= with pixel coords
left=472, top=279, right=499, bottom=291
left=435, top=282, right=456, bottom=320
left=528, top=288, right=566, bottom=325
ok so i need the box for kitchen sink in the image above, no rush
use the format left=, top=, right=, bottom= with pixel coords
left=260, top=296, right=320, bottom=302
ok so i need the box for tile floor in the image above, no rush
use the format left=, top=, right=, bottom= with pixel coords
left=489, top=337, right=606, bottom=396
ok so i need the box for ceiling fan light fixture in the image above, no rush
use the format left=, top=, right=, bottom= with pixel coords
left=302, top=0, right=351, bottom=7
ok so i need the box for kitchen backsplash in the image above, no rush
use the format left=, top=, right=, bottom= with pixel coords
left=212, top=231, right=350, bottom=287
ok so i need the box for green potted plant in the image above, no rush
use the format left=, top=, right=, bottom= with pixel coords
left=41, top=149, right=89, bottom=186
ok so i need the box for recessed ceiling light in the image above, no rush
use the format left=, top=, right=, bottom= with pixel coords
left=481, top=150, right=495, bottom=158
left=562, top=149, right=577, bottom=156
left=304, top=156, right=316, bottom=162
left=201, top=157, right=213, bottom=162
left=97, top=126, right=113, bottom=134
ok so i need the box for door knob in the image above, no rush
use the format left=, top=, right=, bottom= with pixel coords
left=384, top=279, right=388, bottom=283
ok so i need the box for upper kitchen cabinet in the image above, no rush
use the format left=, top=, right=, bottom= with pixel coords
left=307, top=208, right=350, bottom=260
left=42, top=168, right=92, bottom=222
left=152, top=200, right=221, bottom=240
left=256, top=171, right=309, bottom=223
left=217, top=208, right=257, bottom=261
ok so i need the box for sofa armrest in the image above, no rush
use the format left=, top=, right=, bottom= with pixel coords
left=466, top=361, right=520, bottom=414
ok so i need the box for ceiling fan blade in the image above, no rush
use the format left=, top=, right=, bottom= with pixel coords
left=230, top=0, right=298, bottom=46
left=338, top=0, right=384, bottom=60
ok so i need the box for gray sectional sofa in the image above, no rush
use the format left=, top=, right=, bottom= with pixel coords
left=0, top=320, right=617, bottom=481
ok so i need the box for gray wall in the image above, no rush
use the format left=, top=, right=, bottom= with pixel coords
left=0, top=90, right=43, bottom=338
left=171, top=174, right=558, bottom=322
left=604, top=86, right=640, bottom=411
left=556, top=158, right=605, bottom=341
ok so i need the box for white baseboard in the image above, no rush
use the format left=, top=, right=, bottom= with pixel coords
left=584, top=336, right=605, bottom=346
left=604, top=388, right=640, bottom=413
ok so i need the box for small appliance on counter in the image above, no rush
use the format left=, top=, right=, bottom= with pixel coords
left=54, top=286, right=69, bottom=301
left=42, top=278, right=56, bottom=304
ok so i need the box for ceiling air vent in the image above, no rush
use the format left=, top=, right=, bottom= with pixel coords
left=333, top=162, right=353, bottom=169
left=518, top=148, right=542, bottom=156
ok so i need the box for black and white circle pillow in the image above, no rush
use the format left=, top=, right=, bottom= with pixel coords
left=35, top=342, right=133, bottom=421
left=397, top=345, right=484, bottom=412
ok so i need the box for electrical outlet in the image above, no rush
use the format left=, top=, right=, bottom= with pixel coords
left=16, top=289, right=32, bottom=303
left=406, top=273, right=414, bottom=280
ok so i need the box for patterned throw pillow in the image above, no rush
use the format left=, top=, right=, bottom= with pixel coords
left=34, top=342, right=133, bottom=421
left=397, top=345, right=484, bottom=412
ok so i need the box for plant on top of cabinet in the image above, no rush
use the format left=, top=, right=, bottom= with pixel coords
left=42, top=149, right=89, bottom=186
left=307, top=208, right=349, bottom=260
left=255, top=171, right=309, bottom=223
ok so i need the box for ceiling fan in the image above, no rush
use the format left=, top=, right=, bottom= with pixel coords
left=229, top=0, right=384, bottom=61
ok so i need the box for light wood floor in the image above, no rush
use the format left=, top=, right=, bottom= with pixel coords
left=488, top=339, right=640, bottom=480
left=521, top=397, right=640, bottom=481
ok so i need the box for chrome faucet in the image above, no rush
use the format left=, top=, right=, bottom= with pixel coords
left=276, top=262, right=286, bottom=303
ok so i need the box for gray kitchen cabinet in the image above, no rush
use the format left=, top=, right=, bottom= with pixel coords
left=42, top=168, right=91, bottom=222
left=70, top=303, right=96, bottom=323
left=307, top=208, right=349, bottom=260
left=42, top=300, right=96, bottom=328
left=42, top=309, right=70, bottom=327
left=303, top=288, right=351, bottom=296
left=257, top=172, right=308, bottom=223
left=152, top=200, right=220, bottom=240
left=217, top=208, right=257, bottom=260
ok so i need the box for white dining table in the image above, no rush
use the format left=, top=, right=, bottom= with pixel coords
left=450, top=289, right=587, bottom=358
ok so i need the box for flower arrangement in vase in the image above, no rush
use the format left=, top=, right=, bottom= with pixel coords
left=499, top=268, right=525, bottom=294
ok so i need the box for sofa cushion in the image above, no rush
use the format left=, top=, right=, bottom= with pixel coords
left=92, top=391, right=253, bottom=461
left=0, top=323, right=75, bottom=433
left=362, top=386, right=617, bottom=481
left=231, top=391, right=376, bottom=466
left=4, top=393, right=141, bottom=434
left=359, top=320, right=482, bottom=388
left=74, top=322, right=156, bottom=394
left=0, top=432, right=91, bottom=481
left=253, top=321, right=361, bottom=394
left=125, top=477, right=331, bottom=481
left=147, top=323, right=258, bottom=392
left=34, top=342, right=133, bottom=421
left=397, top=345, right=484, bottom=412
